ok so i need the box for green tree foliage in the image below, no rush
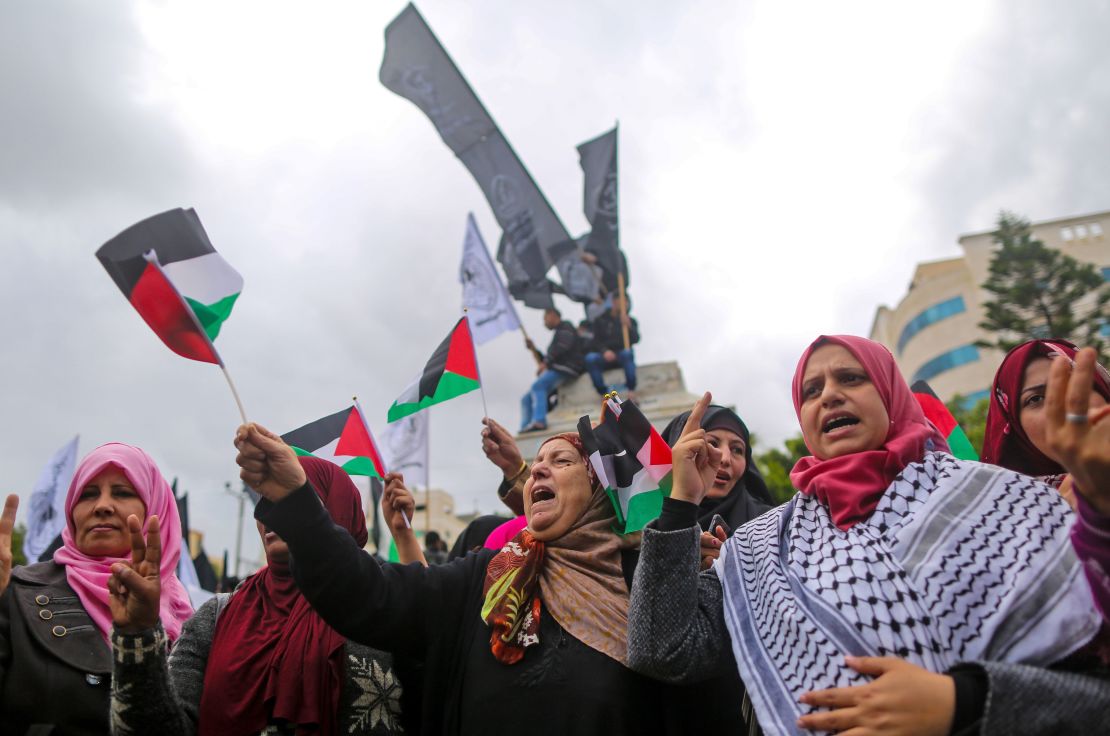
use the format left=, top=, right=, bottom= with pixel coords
left=978, top=211, right=1109, bottom=361
left=753, top=434, right=809, bottom=505
left=11, top=523, right=27, bottom=567
left=946, top=395, right=990, bottom=457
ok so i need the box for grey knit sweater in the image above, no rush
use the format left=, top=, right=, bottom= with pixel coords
left=109, top=595, right=405, bottom=735
left=628, top=521, right=1110, bottom=736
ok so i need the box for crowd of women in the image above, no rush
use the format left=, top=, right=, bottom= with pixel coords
left=0, top=335, right=1107, bottom=735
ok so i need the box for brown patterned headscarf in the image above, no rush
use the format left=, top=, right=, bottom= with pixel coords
left=481, top=432, right=637, bottom=665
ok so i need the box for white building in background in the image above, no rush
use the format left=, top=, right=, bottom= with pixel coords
left=871, top=210, right=1110, bottom=405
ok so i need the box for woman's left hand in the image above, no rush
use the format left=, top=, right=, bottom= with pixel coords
left=699, top=526, right=727, bottom=570
left=1045, top=347, right=1110, bottom=515
left=797, top=656, right=954, bottom=735
left=107, top=514, right=163, bottom=634
left=382, top=473, right=416, bottom=535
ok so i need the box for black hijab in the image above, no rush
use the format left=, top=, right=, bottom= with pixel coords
left=661, top=404, right=773, bottom=533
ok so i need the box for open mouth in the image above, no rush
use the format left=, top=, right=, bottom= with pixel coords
left=531, top=486, right=556, bottom=504
left=714, top=472, right=732, bottom=486
left=823, top=413, right=860, bottom=433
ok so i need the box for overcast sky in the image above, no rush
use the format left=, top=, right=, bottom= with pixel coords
left=4, top=0, right=1110, bottom=567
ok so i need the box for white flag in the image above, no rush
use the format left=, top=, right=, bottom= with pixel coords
left=460, top=213, right=521, bottom=345
left=381, top=412, right=429, bottom=489
left=24, top=435, right=79, bottom=562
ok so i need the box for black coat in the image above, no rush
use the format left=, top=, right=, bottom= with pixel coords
left=587, top=312, right=639, bottom=354
left=0, top=561, right=112, bottom=736
left=257, top=484, right=669, bottom=736
left=543, top=320, right=585, bottom=376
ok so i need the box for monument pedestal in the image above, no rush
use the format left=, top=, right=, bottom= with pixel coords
left=514, top=360, right=700, bottom=461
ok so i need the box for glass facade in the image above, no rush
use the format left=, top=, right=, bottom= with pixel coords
left=958, top=389, right=990, bottom=410
left=897, top=296, right=967, bottom=354
left=912, top=344, right=980, bottom=383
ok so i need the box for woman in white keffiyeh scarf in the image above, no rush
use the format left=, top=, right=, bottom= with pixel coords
left=646, top=335, right=1107, bottom=736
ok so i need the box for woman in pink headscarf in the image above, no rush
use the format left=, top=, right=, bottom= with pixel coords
left=0, top=442, right=192, bottom=735
left=628, top=336, right=1110, bottom=736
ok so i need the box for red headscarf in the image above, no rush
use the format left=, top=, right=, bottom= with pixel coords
left=789, top=335, right=949, bottom=529
left=980, top=339, right=1110, bottom=477
left=198, top=457, right=368, bottom=736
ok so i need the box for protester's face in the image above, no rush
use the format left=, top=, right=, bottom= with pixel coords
left=1018, top=356, right=1107, bottom=463
left=524, top=439, right=593, bottom=541
left=705, top=429, right=747, bottom=499
left=543, top=310, right=561, bottom=329
left=256, top=520, right=290, bottom=566
left=72, top=467, right=147, bottom=557
left=799, top=344, right=890, bottom=460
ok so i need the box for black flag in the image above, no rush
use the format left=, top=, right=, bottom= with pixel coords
left=577, top=126, right=625, bottom=294
left=380, top=3, right=600, bottom=306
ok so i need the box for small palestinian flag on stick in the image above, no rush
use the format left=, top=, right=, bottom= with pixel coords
left=578, top=394, right=673, bottom=534
left=388, top=316, right=481, bottom=422
left=911, top=380, right=979, bottom=461
left=96, top=208, right=242, bottom=365
left=97, top=208, right=248, bottom=421
left=282, top=403, right=387, bottom=479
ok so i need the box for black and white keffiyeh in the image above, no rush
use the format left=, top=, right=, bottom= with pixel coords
left=716, top=452, right=1101, bottom=736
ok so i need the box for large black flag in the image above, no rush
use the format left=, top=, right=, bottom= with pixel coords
left=577, top=126, right=625, bottom=294
left=380, top=4, right=600, bottom=307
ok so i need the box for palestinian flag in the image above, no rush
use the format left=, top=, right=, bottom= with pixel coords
left=911, top=380, right=979, bottom=461
left=282, top=404, right=386, bottom=478
left=578, top=396, right=673, bottom=534
left=387, top=317, right=481, bottom=422
left=96, top=208, right=242, bottom=364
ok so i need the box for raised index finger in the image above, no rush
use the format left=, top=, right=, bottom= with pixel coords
left=144, top=515, right=162, bottom=571
left=127, top=514, right=146, bottom=566
left=1045, top=352, right=1074, bottom=430
left=680, top=392, right=713, bottom=437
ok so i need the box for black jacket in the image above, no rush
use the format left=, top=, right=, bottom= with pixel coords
left=257, top=484, right=668, bottom=736
left=588, top=312, right=639, bottom=354
left=542, top=320, right=585, bottom=376
left=0, top=561, right=112, bottom=736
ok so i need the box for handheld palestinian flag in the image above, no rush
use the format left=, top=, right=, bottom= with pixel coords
left=282, top=404, right=387, bottom=479
left=96, top=208, right=242, bottom=365
left=578, top=395, right=673, bottom=534
left=388, top=317, right=481, bottom=422
left=911, top=380, right=979, bottom=461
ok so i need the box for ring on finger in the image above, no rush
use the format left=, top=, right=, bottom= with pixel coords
left=1065, top=413, right=1089, bottom=424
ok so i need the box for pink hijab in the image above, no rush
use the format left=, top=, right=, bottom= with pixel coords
left=52, top=443, right=193, bottom=642
left=789, top=335, right=949, bottom=529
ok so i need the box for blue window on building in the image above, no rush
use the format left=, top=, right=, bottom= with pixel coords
left=1102, top=266, right=1110, bottom=281
left=912, top=344, right=981, bottom=383
left=897, top=296, right=967, bottom=354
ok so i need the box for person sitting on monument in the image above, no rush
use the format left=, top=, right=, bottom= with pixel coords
left=520, top=307, right=585, bottom=433
left=584, top=295, right=640, bottom=400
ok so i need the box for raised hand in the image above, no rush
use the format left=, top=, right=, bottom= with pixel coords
left=0, top=494, right=19, bottom=596
left=797, top=656, right=954, bottom=735
left=698, top=525, right=727, bottom=571
left=1045, top=348, right=1110, bottom=515
left=382, top=473, right=415, bottom=534
left=481, top=417, right=524, bottom=476
left=670, top=392, right=721, bottom=505
left=108, top=514, right=163, bottom=634
left=234, top=423, right=307, bottom=502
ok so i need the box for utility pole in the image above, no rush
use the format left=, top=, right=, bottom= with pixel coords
left=223, top=481, right=246, bottom=579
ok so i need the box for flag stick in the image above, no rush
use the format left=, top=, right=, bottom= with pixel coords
left=221, top=366, right=249, bottom=425
left=614, top=121, right=630, bottom=352
left=462, top=310, right=492, bottom=419
left=354, top=397, right=410, bottom=529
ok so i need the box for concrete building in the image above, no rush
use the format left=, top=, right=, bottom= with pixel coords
left=871, top=210, right=1110, bottom=405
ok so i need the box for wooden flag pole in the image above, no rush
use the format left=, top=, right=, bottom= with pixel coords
left=617, top=271, right=631, bottom=350
left=220, top=365, right=249, bottom=425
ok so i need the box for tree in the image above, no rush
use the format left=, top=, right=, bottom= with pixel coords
left=753, top=434, right=809, bottom=505
left=946, top=395, right=990, bottom=457
left=977, top=211, right=1109, bottom=361
left=11, top=523, right=27, bottom=567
